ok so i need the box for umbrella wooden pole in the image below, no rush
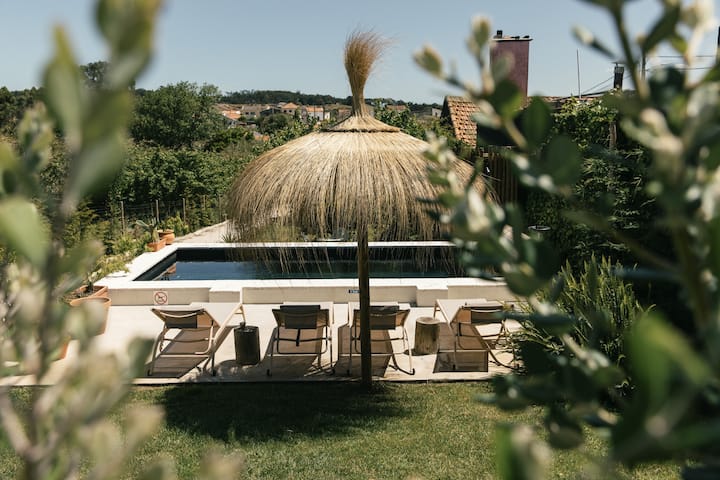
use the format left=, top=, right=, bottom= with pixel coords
left=358, top=222, right=372, bottom=388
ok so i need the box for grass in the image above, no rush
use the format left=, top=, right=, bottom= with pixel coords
left=1, top=382, right=680, bottom=479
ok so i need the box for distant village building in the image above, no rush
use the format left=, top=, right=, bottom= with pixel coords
left=278, top=102, right=299, bottom=115
left=301, top=105, right=329, bottom=122
left=385, top=104, right=408, bottom=113
left=215, top=104, right=242, bottom=125
left=216, top=103, right=275, bottom=124
left=219, top=100, right=416, bottom=129
left=241, top=104, right=273, bottom=118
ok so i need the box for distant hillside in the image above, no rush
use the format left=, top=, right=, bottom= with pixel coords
left=222, top=90, right=342, bottom=106
left=221, top=90, right=440, bottom=113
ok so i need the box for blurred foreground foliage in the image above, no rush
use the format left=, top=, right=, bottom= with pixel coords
left=418, top=0, right=720, bottom=478
left=0, top=1, right=242, bottom=478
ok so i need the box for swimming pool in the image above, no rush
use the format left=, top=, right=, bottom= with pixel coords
left=135, top=243, right=464, bottom=281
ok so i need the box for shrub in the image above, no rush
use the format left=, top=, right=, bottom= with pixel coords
left=417, top=1, right=720, bottom=476
left=526, top=256, right=645, bottom=374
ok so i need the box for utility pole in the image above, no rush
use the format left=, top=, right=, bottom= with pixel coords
left=641, top=54, right=647, bottom=80
left=576, top=50, right=581, bottom=98
left=611, top=63, right=624, bottom=151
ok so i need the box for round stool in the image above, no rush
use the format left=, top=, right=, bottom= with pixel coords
left=414, top=316, right=443, bottom=355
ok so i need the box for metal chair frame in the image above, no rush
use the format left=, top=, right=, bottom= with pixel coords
left=148, top=306, right=244, bottom=376
left=348, top=305, right=415, bottom=376
left=450, top=304, right=509, bottom=370
left=268, top=305, right=333, bottom=376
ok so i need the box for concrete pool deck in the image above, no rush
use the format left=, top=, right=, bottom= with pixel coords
left=17, top=302, right=519, bottom=385
left=11, top=223, right=520, bottom=385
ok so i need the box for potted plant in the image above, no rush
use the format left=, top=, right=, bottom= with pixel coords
left=64, top=251, right=129, bottom=302
left=135, top=219, right=166, bottom=252
left=159, top=215, right=188, bottom=244
left=64, top=253, right=129, bottom=335
left=158, top=228, right=175, bottom=245
left=67, top=295, right=112, bottom=335
left=69, top=282, right=108, bottom=299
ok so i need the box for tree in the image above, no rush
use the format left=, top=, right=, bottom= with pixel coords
left=107, top=141, right=252, bottom=204
left=0, top=87, right=13, bottom=130
left=0, top=87, right=41, bottom=134
left=204, top=125, right=254, bottom=153
left=222, top=89, right=341, bottom=105
left=131, top=81, right=225, bottom=148
left=80, top=60, right=109, bottom=89
left=257, top=112, right=291, bottom=134
left=417, top=1, right=720, bottom=478
left=524, top=98, right=659, bottom=268
left=373, top=104, right=425, bottom=139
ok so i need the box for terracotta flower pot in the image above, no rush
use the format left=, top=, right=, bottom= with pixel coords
left=68, top=295, right=112, bottom=335
left=158, top=229, right=175, bottom=244
left=146, top=237, right=166, bottom=252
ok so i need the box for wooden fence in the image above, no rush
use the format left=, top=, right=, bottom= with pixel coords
left=483, top=150, right=518, bottom=204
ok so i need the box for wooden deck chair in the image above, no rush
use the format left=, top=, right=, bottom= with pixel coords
left=268, top=304, right=333, bottom=376
left=449, top=301, right=508, bottom=370
left=148, top=303, right=239, bottom=376
left=349, top=305, right=414, bottom=375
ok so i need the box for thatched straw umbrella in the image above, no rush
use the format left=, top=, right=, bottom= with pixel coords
left=227, top=32, right=481, bottom=386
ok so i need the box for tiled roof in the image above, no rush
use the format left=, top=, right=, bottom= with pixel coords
left=441, top=96, right=479, bottom=147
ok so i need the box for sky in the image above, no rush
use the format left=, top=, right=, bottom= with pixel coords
left=2, top=0, right=719, bottom=104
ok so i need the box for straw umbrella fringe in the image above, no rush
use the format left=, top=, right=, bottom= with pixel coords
left=227, top=33, right=479, bottom=242
left=227, top=32, right=482, bottom=386
left=228, top=131, right=467, bottom=241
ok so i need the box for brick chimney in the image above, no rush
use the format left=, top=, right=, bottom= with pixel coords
left=490, top=31, right=532, bottom=98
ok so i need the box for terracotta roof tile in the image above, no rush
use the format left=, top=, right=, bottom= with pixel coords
left=441, top=96, right=479, bottom=147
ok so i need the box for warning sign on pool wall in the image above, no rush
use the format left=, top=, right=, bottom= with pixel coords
left=153, top=291, right=168, bottom=305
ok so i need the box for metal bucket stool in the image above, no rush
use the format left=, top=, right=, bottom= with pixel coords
left=413, top=316, right=443, bottom=355
left=234, top=323, right=260, bottom=365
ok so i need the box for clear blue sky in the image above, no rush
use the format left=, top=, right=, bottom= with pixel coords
left=2, top=0, right=719, bottom=103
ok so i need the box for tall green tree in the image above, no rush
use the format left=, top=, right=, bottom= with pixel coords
left=131, top=81, right=225, bottom=148
left=373, top=104, right=425, bottom=139
left=107, top=141, right=252, bottom=203
left=80, top=60, right=109, bottom=89
left=0, top=87, right=41, bottom=134
left=257, top=112, right=291, bottom=134
left=525, top=98, right=657, bottom=269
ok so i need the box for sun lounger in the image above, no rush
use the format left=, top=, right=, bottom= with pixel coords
left=434, top=299, right=509, bottom=370
left=348, top=302, right=414, bottom=375
left=148, top=302, right=242, bottom=376
left=268, top=303, right=333, bottom=376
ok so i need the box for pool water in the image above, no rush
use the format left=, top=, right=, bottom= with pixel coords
left=135, top=245, right=464, bottom=281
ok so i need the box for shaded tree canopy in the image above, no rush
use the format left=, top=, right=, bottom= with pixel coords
left=222, top=90, right=339, bottom=105
left=221, top=89, right=440, bottom=112
left=0, top=87, right=42, bottom=133
left=257, top=113, right=291, bottom=134
left=131, top=81, right=225, bottom=148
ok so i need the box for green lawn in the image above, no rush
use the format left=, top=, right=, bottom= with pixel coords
left=1, top=382, right=680, bottom=479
